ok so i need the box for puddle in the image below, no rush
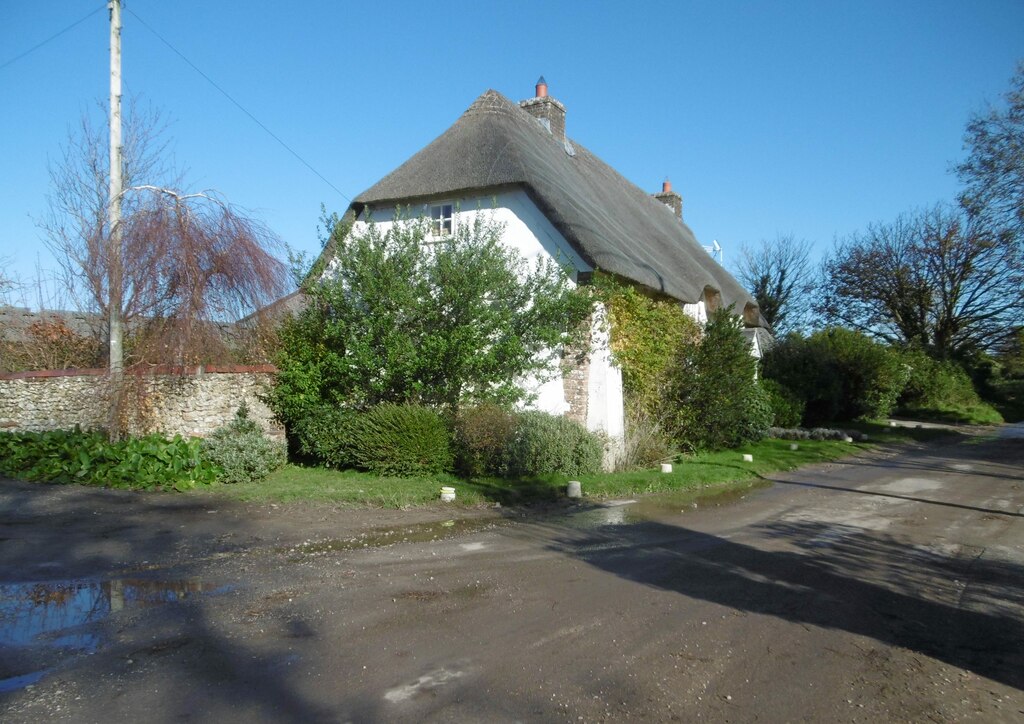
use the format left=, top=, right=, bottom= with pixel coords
left=0, top=670, right=47, bottom=694
left=0, top=577, right=230, bottom=693
left=285, top=517, right=508, bottom=558
left=561, top=482, right=771, bottom=529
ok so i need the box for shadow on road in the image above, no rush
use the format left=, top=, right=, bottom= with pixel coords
left=768, top=478, right=1024, bottom=518
left=547, top=518, right=1024, bottom=690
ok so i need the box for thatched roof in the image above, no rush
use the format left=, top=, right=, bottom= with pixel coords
left=349, top=89, right=762, bottom=324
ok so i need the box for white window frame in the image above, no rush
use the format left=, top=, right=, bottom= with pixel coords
left=429, top=202, right=454, bottom=238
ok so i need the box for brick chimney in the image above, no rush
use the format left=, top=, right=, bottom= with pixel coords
left=520, top=75, right=566, bottom=140
left=654, top=178, right=683, bottom=220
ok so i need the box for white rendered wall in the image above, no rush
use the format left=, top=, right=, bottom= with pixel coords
left=355, top=190, right=624, bottom=440
left=586, top=303, right=625, bottom=439
left=682, top=299, right=707, bottom=324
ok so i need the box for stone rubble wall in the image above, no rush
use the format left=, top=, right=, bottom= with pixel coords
left=0, top=366, right=282, bottom=440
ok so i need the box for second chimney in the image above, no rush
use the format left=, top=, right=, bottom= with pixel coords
left=520, top=75, right=566, bottom=140
left=654, top=179, right=683, bottom=220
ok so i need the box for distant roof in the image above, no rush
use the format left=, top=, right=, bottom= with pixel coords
left=351, top=89, right=763, bottom=324
left=0, top=306, right=101, bottom=341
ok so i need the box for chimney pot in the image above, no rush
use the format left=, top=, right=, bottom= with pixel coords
left=654, top=178, right=683, bottom=220
left=520, top=76, right=566, bottom=141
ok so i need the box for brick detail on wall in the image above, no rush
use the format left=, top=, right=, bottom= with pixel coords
left=0, top=367, right=282, bottom=439
left=560, top=317, right=593, bottom=427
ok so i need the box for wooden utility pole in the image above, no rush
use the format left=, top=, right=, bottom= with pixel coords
left=108, top=0, right=124, bottom=434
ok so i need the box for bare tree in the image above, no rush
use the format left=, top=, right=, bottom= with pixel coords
left=817, top=205, right=1024, bottom=358
left=0, top=258, right=14, bottom=307
left=735, top=234, right=815, bottom=335
left=956, top=61, right=1024, bottom=237
left=40, top=102, right=289, bottom=368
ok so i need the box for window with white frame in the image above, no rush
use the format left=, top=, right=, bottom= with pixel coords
left=430, top=203, right=454, bottom=237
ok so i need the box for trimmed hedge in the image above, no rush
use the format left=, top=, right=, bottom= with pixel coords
left=453, top=403, right=518, bottom=477
left=290, top=405, right=361, bottom=469
left=501, top=411, right=604, bottom=478
left=349, top=403, right=454, bottom=477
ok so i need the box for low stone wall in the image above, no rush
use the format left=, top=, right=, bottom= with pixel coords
left=0, top=366, right=282, bottom=440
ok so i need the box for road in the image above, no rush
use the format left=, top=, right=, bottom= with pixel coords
left=1, top=426, right=1022, bottom=722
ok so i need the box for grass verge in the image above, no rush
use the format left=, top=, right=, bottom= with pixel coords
left=209, top=420, right=958, bottom=508
left=895, top=403, right=1003, bottom=426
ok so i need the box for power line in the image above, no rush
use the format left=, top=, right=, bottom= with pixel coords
left=0, top=4, right=107, bottom=72
left=125, top=7, right=351, bottom=204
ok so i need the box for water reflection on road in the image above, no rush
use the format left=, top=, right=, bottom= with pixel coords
left=557, top=482, right=772, bottom=529
left=0, top=577, right=230, bottom=693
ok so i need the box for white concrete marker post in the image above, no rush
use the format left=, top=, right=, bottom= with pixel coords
left=661, top=463, right=673, bottom=473
left=567, top=481, right=582, bottom=499
left=742, top=454, right=754, bottom=462
left=789, top=443, right=799, bottom=451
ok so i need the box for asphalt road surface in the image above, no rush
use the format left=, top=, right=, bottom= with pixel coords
left=1, top=425, right=1022, bottom=722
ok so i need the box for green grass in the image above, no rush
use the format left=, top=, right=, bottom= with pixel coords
left=895, top=403, right=1003, bottom=426
left=577, top=438, right=859, bottom=498
left=211, top=466, right=477, bottom=508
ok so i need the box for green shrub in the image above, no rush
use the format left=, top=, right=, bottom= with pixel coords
left=0, top=428, right=217, bottom=491
left=899, top=349, right=982, bottom=410
left=290, top=405, right=361, bottom=469
left=763, top=329, right=909, bottom=425
left=761, top=378, right=805, bottom=428
left=201, top=405, right=286, bottom=485
left=453, top=403, right=519, bottom=477
left=741, top=381, right=776, bottom=442
left=349, top=403, right=453, bottom=477
left=666, top=308, right=767, bottom=451
left=501, top=411, right=604, bottom=478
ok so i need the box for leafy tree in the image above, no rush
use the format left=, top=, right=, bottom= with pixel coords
left=817, top=205, right=1023, bottom=358
left=666, top=307, right=770, bottom=451
left=735, top=234, right=815, bottom=334
left=270, top=212, right=592, bottom=425
left=956, top=62, right=1024, bottom=237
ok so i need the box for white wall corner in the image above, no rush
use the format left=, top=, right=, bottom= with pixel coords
left=585, top=303, right=625, bottom=470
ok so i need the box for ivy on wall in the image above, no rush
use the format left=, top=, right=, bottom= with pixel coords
left=593, top=273, right=701, bottom=418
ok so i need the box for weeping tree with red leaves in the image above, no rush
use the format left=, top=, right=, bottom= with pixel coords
left=40, top=103, right=289, bottom=436
left=41, top=104, right=288, bottom=368
left=113, top=184, right=288, bottom=365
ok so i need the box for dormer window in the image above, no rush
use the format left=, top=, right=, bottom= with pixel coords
left=430, top=203, right=454, bottom=237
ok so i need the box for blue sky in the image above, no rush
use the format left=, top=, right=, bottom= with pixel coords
left=2, top=0, right=1022, bottom=307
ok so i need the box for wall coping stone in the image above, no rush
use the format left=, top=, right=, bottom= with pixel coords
left=0, top=364, right=278, bottom=381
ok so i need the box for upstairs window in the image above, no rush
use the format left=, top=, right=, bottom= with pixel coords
left=430, top=203, right=454, bottom=237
